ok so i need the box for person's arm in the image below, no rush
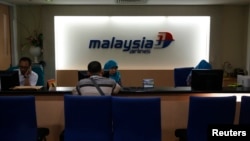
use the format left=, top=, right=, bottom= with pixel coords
left=26, top=70, right=38, bottom=86
left=118, top=78, right=122, bottom=86
left=186, top=73, right=192, bottom=86
left=72, top=87, right=79, bottom=95
left=117, top=71, right=122, bottom=86
left=23, top=66, right=32, bottom=86
left=112, top=83, right=121, bottom=94
left=30, top=72, right=38, bottom=86
left=23, top=76, right=31, bottom=86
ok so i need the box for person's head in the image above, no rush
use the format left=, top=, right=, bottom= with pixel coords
left=104, top=60, right=118, bottom=75
left=87, top=61, right=102, bottom=75
left=195, top=59, right=212, bottom=69
left=19, top=57, right=32, bottom=75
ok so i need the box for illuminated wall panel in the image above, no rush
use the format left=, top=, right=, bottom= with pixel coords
left=54, top=16, right=210, bottom=70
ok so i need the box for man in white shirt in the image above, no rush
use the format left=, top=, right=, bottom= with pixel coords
left=18, top=57, right=38, bottom=86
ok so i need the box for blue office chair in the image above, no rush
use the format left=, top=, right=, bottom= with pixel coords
left=239, top=96, right=250, bottom=124
left=31, top=64, right=45, bottom=86
left=64, top=95, right=112, bottom=141
left=112, top=97, right=161, bottom=141
left=0, top=96, right=37, bottom=141
left=174, top=67, right=194, bottom=87
left=187, top=96, right=236, bottom=141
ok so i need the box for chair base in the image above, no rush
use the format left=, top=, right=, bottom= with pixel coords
left=59, top=130, right=64, bottom=141
left=175, top=128, right=187, bottom=141
left=37, top=128, right=50, bottom=141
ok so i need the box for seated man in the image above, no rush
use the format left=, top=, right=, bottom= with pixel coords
left=17, top=57, right=38, bottom=86
left=73, top=61, right=121, bottom=96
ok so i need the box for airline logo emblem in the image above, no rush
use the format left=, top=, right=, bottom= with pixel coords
left=89, top=32, right=174, bottom=54
left=155, top=32, right=175, bottom=49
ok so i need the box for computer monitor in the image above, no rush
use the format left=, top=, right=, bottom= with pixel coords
left=0, top=70, right=20, bottom=90
left=191, top=69, right=224, bottom=90
left=78, top=70, right=89, bottom=81
left=103, top=70, right=109, bottom=78
left=78, top=70, right=110, bottom=81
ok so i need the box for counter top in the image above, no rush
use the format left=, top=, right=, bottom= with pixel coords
left=120, top=86, right=250, bottom=93
left=0, top=87, right=74, bottom=95
left=0, top=86, right=250, bottom=95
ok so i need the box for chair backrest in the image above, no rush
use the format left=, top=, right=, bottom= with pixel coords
left=64, top=95, right=112, bottom=141
left=112, top=97, right=161, bottom=141
left=0, top=96, right=37, bottom=141
left=8, top=64, right=44, bottom=86
left=187, top=96, right=236, bottom=141
left=239, top=96, right=250, bottom=124
left=32, top=64, right=44, bottom=86
left=174, top=67, right=194, bottom=87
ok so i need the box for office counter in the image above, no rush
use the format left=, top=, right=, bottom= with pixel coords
left=0, top=87, right=73, bottom=95
left=0, top=87, right=249, bottom=141
left=120, top=86, right=250, bottom=94
left=1, top=86, right=249, bottom=95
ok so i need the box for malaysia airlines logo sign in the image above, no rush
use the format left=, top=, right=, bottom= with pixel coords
left=156, top=32, right=175, bottom=48
left=88, top=32, right=174, bottom=54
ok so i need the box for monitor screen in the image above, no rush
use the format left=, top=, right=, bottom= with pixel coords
left=0, top=70, right=20, bottom=90
left=103, top=71, right=109, bottom=78
left=191, top=69, right=224, bottom=90
left=78, top=70, right=110, bottom=81
left=78, top=70, right=89, bottom=81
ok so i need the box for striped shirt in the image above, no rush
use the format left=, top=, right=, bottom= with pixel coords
left=74, top=75, right=121, bottom=96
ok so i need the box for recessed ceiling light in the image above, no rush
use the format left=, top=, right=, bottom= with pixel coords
left=45, top=0, right=53, bottom=2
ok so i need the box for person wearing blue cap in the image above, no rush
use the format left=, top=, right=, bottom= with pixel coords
left=104, top=59, right=122, bottom=86
left=186, top=59, right=212, bottom=86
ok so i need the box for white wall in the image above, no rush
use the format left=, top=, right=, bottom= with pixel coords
left=54, top=16, right=210, bottom=70
left=15, top=5, right=249, bottom=81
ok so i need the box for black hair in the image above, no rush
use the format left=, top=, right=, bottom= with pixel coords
left=88, top=61, right=102, bottom=74
left=19, top=57, right=32, bottom=66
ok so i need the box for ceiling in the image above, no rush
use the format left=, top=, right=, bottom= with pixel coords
left=1, top=0, right=250, bottom=5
